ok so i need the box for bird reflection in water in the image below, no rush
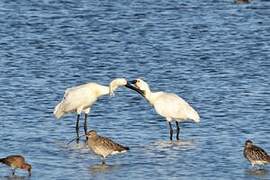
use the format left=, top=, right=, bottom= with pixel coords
left=89, top=163, right=120, bottom=174
left=149, top=139, right=196, bottom=151
left=246, top=168, right=269, bottom=177
left=1, top=175, right=29, bottom=180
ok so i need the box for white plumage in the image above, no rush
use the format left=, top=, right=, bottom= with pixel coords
left=151, top=92, right=200, bottom=122
left=54, top=83, right=102, bottom=119
left=54, top=78, right=128, bottom=142
left=129, top=79, right=200, bottom=140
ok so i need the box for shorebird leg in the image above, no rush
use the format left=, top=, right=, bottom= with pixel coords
left=84, top=114, right=88, bottom=140
left=101, top=158, right=106, bottom=165
left=169, top=122, right=173, bottom=141
left=176, top=121, right=180, bottom=140
left=11, top=168, right=15, bottom=176
left=76, top=114, right=80, bottom=143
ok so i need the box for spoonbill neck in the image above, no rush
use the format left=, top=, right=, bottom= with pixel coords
left=144, top=90, right=160, bottom=106
left=96, top=84, right=110, bottom=97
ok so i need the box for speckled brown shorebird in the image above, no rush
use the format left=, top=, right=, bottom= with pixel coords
left=0, top=155, right=32, bottom=176
left=244, top=140, right=270, bottom=167
left=86, top=130, right=129, bottom=164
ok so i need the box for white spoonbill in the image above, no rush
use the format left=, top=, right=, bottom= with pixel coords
left=127, top=79, right=200, bottom=140
left=53, top=78, right=136, bottom=143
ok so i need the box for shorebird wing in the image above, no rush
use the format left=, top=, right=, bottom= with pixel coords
left=97, top=136, right=129, bottom=152
left=0, top=155, right=25, bottom=167
left=250, top=145, right=270, bottom=161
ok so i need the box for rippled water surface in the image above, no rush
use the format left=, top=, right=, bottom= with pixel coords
left=0, top=0, right=270, bottom=179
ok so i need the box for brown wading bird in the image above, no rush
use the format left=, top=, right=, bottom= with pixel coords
left=0, top=155, right=31, bottom=176
left=86, top=130, right=129, bottom=164
left=244, top=140, right=270, bottom=167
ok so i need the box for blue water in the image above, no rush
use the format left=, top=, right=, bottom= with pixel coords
left=0, top=0, right=270, bottom=179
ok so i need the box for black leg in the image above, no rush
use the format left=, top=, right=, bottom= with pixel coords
left=76, top=114, right=80, bottom=143
left=176, top=121, right=180, bottom=140
left=169, top=122, right=173, bottom=141
left=12, top=169, right=15, bottom=176
left=84, top=114, right=88, bottom=141
left=84, top=114, right=88, bottom=135
left=101, top=157, right=106, bottom=165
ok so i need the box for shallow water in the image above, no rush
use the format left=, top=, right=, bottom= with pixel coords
left=0, top=0, right=270, bottom=179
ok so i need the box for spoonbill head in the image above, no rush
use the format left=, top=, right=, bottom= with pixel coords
left=109, top=78, right=146, bottom=96
left=129, top=79, right=149, bottom=95
left=126, top=78, right=200, bottom=140
left=109, top=78, right=127, bottom=96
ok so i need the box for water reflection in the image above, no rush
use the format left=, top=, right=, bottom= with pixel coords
left=54, top=140, right=89, bottom=153
left=245, top=168, right=269, bottom=177
left=149, top=139, right=196, bottom=150
left=89, top=164, right=120, bottom=174
left=0, top=175, right=30, bottom=180
left=67, top=142, right=88, bottom=150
